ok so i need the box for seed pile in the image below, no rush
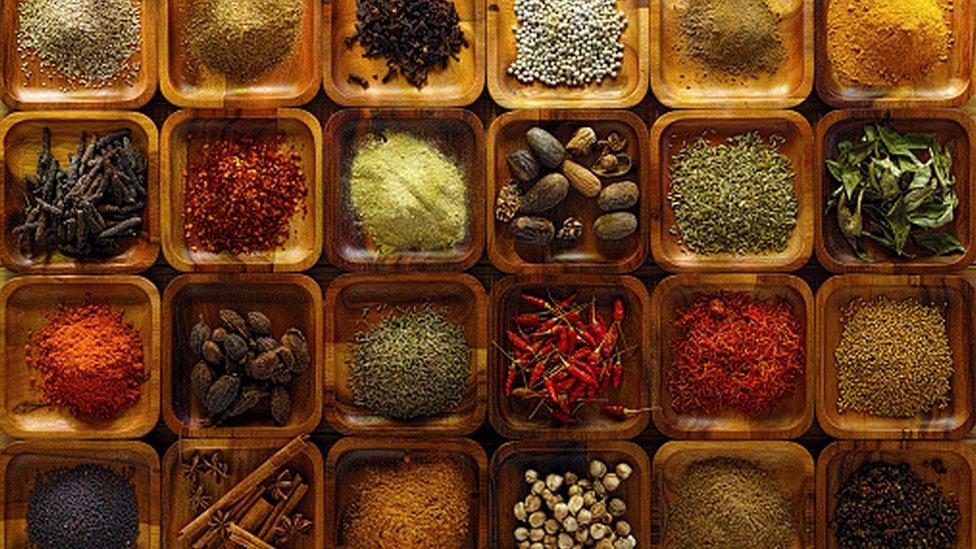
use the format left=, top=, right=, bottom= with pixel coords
left=667, top=132, right=797, bottom=255
left=341, top=456, right=471, bottom=548
left=833, top=461, right=959, bottom=548
left=676, top=0, right=785, bottom=80
left=667, top=457, right=797, bottom=549
left=15, top=128, right=147, bottom=259
left=186, top=0, right=303, bottom=82
left=508, top=0, right=627, bottom=87
left=27, top=463, right=139, bottom=549
left=835, top=296, right=953, bottom=418
left=349, top=305, right=469, bottom=420
left=17, top=0, right=142, bottom=89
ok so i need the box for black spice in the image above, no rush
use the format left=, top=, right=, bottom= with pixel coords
left=348, top=74, right=370, bottom=89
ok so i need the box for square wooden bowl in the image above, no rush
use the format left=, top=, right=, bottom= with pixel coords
left=323, top=0, right=485, bottom=106
left=815, top=0, right=975, bottom=108
left=160, top=109, right=323, bottom=272
left=817, top=440, right=976, bottom=548
left=486, top=0, right=649, bottom=109
left=815, top=109, right=976, bottom=273
left=491, top=440, right=651, bottom=549
left=651, top=274, right=815, bottom=439
left=816, top=274, right=976, bottom=439
left=326, top=437, right=488, bottom=549
left=324, top=108, right=485, bottom=272
left=652, top=441, right=814, bottom=548
left=324, top=273, right=488, bottom=436
left=0, top=111, right=160, bottom=274
left=0, top=0, right=158, bottom=109
left=488, top=110, right=650, bottom=274
left=488, top=275, right=651, bottom=439
left=0, top=440, right=160, bottom=548
left=0, top=275, right=160, bottom=439
left=162, top=438, right=325, bottom=549
left=162, top=274, right=323, bottom=438
left=650, top=0, right=813, bottom=109
left=160, top=0, right=321, bottom=108
left=650, top=110, right=814, bottom=273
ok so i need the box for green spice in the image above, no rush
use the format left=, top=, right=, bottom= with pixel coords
left=667, top=457, right=797, bottom=549
left=348, top=131, right=469, bottom=255
left=667, top=132, right=798, bottom=255
left=677, top=0, right=785, bottom=80
left=835, top=296, right=953, bottom=418
left=348, top=305, right=469, bottom=420
left=826, top=124, right=962, bottom=260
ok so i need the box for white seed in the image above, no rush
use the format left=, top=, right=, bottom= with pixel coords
left=568, top=493, right=584, bottom=514
left=577, top=508, right=593, bottom=525
left=558, top=532, right=575, bottom=549
left=582, top=490, right=597, bottom=507
left=589, top=460, right=607, bottom=479
left=614, top=462, right=633, bottom=480
left=530, top=527, right=545, bottom=541
left=602, top=473, right=620, bottom=492
left=532, top=480, right=546, bottom=495
left=514, top=501, right=528, bottom=521
left=553, top=502, right=569, bottom=521
left=529, top=511, right=547, bottom=528
left=515, top=527, right=530, bottom=541
left=526, top=494, right=542, bottom=512
left=608, top=498, right=626, bottom=517
left=546, top=473, right=564, bottom=492
left=590, top=523, right=610, bottom=540
left=576, top=528, right=589, bottom=543
left=518, top=541, right=531, bottom=549
left=564, top=471, right=579, bottom=485
left=614, top=520, right=631, bottom=537
left=525, top=469, right=540, bottom=484
left=545, top=518, right=560, bottom=534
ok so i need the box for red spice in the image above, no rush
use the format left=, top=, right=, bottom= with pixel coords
left=668, top=292, right=804, bottom=415
left=182, top=134, right=307, bottom=254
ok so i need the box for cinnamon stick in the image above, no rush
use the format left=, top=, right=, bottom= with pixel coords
left=261, top=483, right=309, bottom=543
left=229, top=485, right=264, bottom=522
left=228, top=523, right=277, bottom=549
left=258, top=479, right=307, bottom=541
left=239, top=498, right=274, bottom=532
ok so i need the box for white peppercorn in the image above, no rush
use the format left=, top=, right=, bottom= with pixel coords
left=568, top=484, right=582, bottom=497
left=575, top=528, right=589, bottom=544
left=582, top=490, right=597, bottom=507
left=516, top=526, right=530, bottom=541
left=563, top=515, right=579, bottom=533
left=589, top=460, right=607, bottom=479
left=608, top=498, right=626, bottom=517
left=530, top=527, right=545, bottom=541
left=526, top=494, right=542, bottom=512
left=545, top=518, right=561, bottom=534
left=564, top=472, right=579, bottom=485
left=577, top=508, right=593, bottom=526
left=590, top=523, right=610, bottom=540
left=614, top=463, right=632, bottom=480
left=529, top=511, right=547, bottom=528
left=515, top=501, right=528, bottom=521
left=519, top=541, right=531, bottom=549
left=595, top=540, right=614, bottom=549
left=554, top=502, right=569, bottom=521
left=558, top=532, right=574, bottom=549
left=614, top=520, right=631, bottom=537
left=532, top=480, right=546, bottom=495
left=602, top=473, right=620, bottom=492
left=568, top=493, right=584, bottom=514
left=526, top=469, right=540, bottom=484
left=546, top=473, right=564, bottom=492
left=530, top=542, right=544, bottom=549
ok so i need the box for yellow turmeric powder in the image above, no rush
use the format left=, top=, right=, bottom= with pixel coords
left=827, top=0, right=953, bottom=87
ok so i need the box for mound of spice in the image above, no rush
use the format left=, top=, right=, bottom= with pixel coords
left=668, top=132, right=797, bottom=255
left=835, top=296, right=953, bottom=418
left=16, top=0, right=142, bottom=89
left=667, top=457, right=797, bottom=549
left=668, top=292, right=804, bottom=415
left=348, top=131, right=468, bottom=255
left=827, top=0, right=953, bottom=87
left=349, top=305, right=468, bottom=421
left=25, top=300, right=145, bottom=421
left=28, top=463, right=139, bottom=549
left=676, top=0, right=785, bottom=80
left=183, top=134, right=307, bottom=255
left=833, top=461, right=959, bottom=548
left=186, top=0, right=303, bottom=82
left=341, top=456, right=471, bottom=548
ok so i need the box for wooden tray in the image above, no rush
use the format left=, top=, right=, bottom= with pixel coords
left=815, top=109, right=976, bottom=273
left=488, top=275, right=651, bottom=439
left=487, top=110, right=650, bottom=274
left=650, top=110, right=814, bottom=273
left=161, top=274, right=323, bottom=438
left=326, top=437, right=488, bottom=549
left=0, top=440, right=160, bottom=548
left=0, top=111, right=160, bottom=274
left=491, top=440, right=651, bottom=549
left=815, top=0, right=975, bottom=108
left=160, top=0, right=321, bottom=108
left=324, top=108, right=485, bottom=272
left=486, top=0, right=649, bottom=109
left=0, top=275, right=160, bottom=439
left=816, top=440, right=976, bottom=549
left=160, top=109, right=323, bottom=272
left=816, top=275, right=976, bottom=439
left=324, top=273, right=488, bottom=436
left=323, top=0, right=485, bottom=106
left=651, top=274, right=815, bottom=439
left=162, top=438, right=325, bottom=549
left=0, top=0, right=158, bottom=109
left=650, top=0, right=813, bottom=109
left=652, top=441, right=814, bottom=548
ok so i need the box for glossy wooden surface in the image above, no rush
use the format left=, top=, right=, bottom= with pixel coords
left=650, top=110, right=814, bottom=272
left=161, top=274, right=323, bottom=438
left=651, top=0, right=814, bottom=109
left=652, top=441, right=814, bottom=548
left=160, top=109, right=323, bottom=272
left=0, top=275, right=160, bottom=439
left=815, top=109, right=976, bottom=273
left=324, top=273, right=488, bottom=436
left=816, top=275, right=976, bottom=439
left=487, top=110, right=650, bottom=274
left=324, top=108, right=485, bottom=272
left=651, top=274, right=815, bottom=439
left=0, top=440, right=161, bottom=548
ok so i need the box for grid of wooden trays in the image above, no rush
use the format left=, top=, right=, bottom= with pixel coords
left=0, top=1, right=975, bottom=548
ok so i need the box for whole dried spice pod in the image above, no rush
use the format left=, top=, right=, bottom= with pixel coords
left=246, top=311, right=272, bottom=337
left=281, top=328, right=310, bottom=373
left=511, top=216, right=556, bottom=245
left=566, top=127, right=598, bottom=157
left=190, top=321, right=211, bottom=358
left=204, top=375, right=241, bottom=415
left=223, top=334, right=249, bottom=363
left=201, top=340, right=223, bottom=365
left=219, top=309, right=251, bottom=339
left=520, top=173, right=569, bottom=214
left=526, top=127, right=565, bottom=169
left=270, top=386, right=292, bottom=426
left=561, top=159, right=602, bottom=198
left=507, top=149, right=541, bottom=184
left=257, top=336, right=279, bottom=353
left=191, top=361, right=215, bottom=400
left=219, top=385, right=265, bottom=421
left=246, top=351, right=279, bottom=381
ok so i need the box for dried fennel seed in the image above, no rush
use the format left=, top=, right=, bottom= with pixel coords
left=348, top=305, right=469, bottom=420
left=667, top=131, right=797, bottom=255
left=835, top=296, right=953, bottom=418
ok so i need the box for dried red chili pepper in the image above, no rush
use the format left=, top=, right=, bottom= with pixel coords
left=550, top=408, right=578, bottom=424
left=601, top=404, right=653, bottom=421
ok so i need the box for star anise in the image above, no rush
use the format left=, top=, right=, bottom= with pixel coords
left=268, top=469, right=296, bottom=501
left=202, top=451, right=229, bottom=483
left=189, top=484, right=213, bottom=513
left=273, top=513, right=313, bottom=545
left=206, top=509, right=233, bottom=540
left=181, top=451, right=205, bottom=482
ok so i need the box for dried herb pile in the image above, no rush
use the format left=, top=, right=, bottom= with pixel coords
left=825, top=124, right=962, bottom=261
left=676, top=0, right=785, bottom=80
